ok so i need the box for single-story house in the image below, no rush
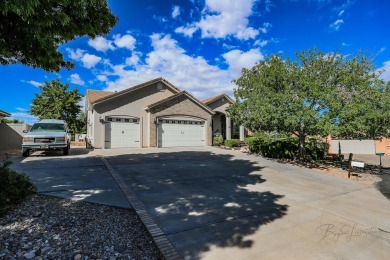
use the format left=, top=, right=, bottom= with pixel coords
left=85, top=77, right=245, bottom=149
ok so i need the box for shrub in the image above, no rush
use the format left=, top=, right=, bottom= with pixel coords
left=224, top=139, right=241, bottom=148
left=305, top=137, right=329, bottom=161
left=213, top=135, right=224, bottom=146
left=0, top=161, right=36, bottom=217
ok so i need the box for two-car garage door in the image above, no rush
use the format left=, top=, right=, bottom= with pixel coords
left=157, top=118, right=205, bottom=147
left=104, top=116, right=206, bottom=148
left=105, top=117, right=140, bottom=148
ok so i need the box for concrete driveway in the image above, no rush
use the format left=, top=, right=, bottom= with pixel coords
left=11, top=147, right=390, bottom=259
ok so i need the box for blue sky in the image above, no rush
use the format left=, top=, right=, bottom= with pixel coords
left=1, top=0, right=389, bottom=124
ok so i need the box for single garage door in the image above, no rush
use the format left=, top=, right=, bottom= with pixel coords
left=158, top=118, right=205, bottom=147
left=105, top=117, right=140, bottom=148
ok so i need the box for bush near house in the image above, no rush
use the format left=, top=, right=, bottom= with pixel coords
left=0, top=161, right=36, bottom=217
left=224, top=139, right=241, bottom=148
left=213, top=135, right=224, bottom=146
left=245, top=134, right=328, bottom=161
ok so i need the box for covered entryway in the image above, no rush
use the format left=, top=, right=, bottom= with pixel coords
left=157, top=117, right=205, bottom=147
left=105, top=117, right=140, bottom=148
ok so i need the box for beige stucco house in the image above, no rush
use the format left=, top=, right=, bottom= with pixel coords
left=85, top=77, right=245, bottom=149
left=85, top=77, right=246, bottom=149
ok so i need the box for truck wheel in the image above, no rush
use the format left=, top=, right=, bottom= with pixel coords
left=63, top=144, right=70, bottom=155
left=22, top=148, right=30, bottom=157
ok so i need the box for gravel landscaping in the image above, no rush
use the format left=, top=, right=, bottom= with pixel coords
left=0, top=194, right=163, bottom=260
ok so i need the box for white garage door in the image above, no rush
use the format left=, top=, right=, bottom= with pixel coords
left=105, top=117, right=140, bottom=148
left=158, top=118, right=205, bottom=147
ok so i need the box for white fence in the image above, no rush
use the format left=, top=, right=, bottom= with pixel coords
left=0, top=123, right=31, bottom=149
left=331, top=139, right=376, bottom=155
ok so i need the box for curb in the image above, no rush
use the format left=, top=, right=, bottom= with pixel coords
left=100, top=156, right=183, bottom=260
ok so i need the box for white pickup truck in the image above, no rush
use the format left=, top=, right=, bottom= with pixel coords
left=22, top=119, right=72, bottom=157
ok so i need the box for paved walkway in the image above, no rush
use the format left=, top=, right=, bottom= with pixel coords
left=11, top=147, right=390, bottom=259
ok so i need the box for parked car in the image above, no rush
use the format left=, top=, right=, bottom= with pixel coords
left=22, top=119, right=72, bottom=157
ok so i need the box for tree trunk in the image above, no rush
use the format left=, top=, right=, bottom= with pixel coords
left=298, top=134, right=306, bottom=161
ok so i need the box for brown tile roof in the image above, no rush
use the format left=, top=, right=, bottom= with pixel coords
left=146, top=91, right=214, bottom=114
left=89, top=77, right=181, bottom=105
left=86, top=89, right=113, bottom=105
left=201, top=94, right=234, bottom=105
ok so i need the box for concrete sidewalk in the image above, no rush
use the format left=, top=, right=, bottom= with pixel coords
left=10, top=147, right=130, bottom=209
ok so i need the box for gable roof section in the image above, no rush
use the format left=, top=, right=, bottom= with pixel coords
left=201, top=94, right=234, bottom=105
left=86, top=89, right=113, bottom=105
left=0, top=109, right=11, bottom=118
left=89, top=77, right=181, bottom=106
left=145, top=91, right=215, bottom=115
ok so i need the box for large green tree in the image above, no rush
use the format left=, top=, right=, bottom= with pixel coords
left=30, top=79, right=84, bottom=131
left=0, top=0, right=117, bottom=72
left=229, top=48, right=390, bottom=157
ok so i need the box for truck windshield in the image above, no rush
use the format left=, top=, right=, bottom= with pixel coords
left=30, top=123, right=65, bottom=132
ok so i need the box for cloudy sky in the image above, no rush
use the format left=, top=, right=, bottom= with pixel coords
left=1, top=0, right=389, bottom=123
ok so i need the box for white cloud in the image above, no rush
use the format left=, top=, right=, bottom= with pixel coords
left=378, top=60, right=390, bottom=82
left=338, top=10, right=345, bottom=16
left=172, top=6, right=180, bottom=19
left=81, top=54, right=101, bottom=68
left=114, top=34, right=136, bottom=50
left=175, top=25, right=198, bottom=38
left=254, top=39, right=268, bottom=47
left=10, top=112, right=38, bottom=124
left=259, top=22, right=272, bottom=34
left=88, top=36, right=115, bottom=52
left=102, top=33, right=234, bottom=99
left=96, top=75, right=108, bottom=82
left=378, top=47, right=386, bottom=54
left=125, top=53, right=141, bottom=66
left=176, top=0, right=259, bottom=40
left=21, top=80, right=41, bottom=87
left=342, top=42, right=350, bottom=47
left=70, top=74, right=85, bottom=86
left=16, top=107, right=27, bottom=112
left=222, top=49, right=264, bottom=78
left=329, top=19, right=344, bottom=31
left=66, top=48, right=85, bottom=60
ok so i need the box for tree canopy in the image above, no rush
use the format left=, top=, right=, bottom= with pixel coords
left=229, top=48, right=390, bottom=155
left=30, top=79, right=84, bottom=132
left=0, top=0, right=117, bottom=72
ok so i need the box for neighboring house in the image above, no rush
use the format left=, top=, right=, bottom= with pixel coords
left=86, top=78, right=216, bottom=148
left=0, top=110, right=11, bottom=119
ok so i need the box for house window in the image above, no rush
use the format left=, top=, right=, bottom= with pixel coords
left=184, top=121, right=187, bottom=124
left=107, top=118, right=112, bottom=122
left=125, top=119, right=129, bottom=122
left=178, top=121, right=182, bottom=124
left=132, top=119, right=138, bottom=123
left=116, top=118, right=121, bottom=122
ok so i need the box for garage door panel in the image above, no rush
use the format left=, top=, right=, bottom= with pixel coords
left=158, top=119, right=205, bottom=147
left=105, top=118, right=140, bottom=149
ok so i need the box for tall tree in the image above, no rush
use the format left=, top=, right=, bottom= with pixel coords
left=30, top=79, right=83, bottom=131
left=229, top=48, right=390, bottom=157
left=0, top=0, right=117, bottom=72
